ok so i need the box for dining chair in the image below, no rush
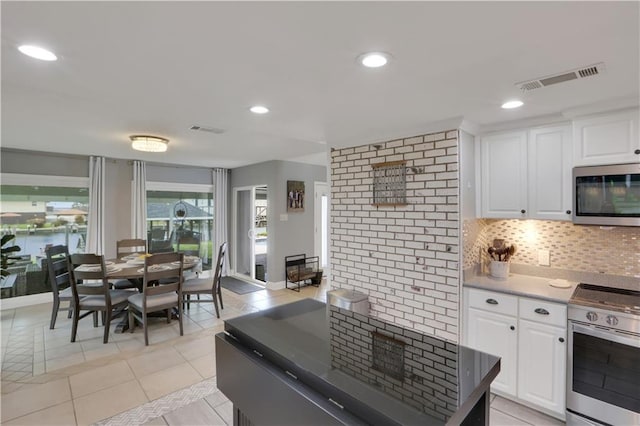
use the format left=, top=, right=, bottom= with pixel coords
left=182, top=242, right=226, bottom=318
left=116, top=238, right=147, bottom=258
left=113, top=238, right=148, bottom=290
left=128, top=252, right=184, bottom=346
left=68, top=253, right=133, bottom=343
left=177, top=234, right=200, bottom=257
left=45, top=245, right=73, bottom=329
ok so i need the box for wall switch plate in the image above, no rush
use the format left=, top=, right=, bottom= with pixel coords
left=280, top=214, right=288, bottom=221
left=538, top=249, right=550, bottom=266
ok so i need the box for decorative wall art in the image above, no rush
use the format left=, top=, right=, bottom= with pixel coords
left=372, top=160, right=408, bottom=206
left=287, top=180, right=305, bottom=212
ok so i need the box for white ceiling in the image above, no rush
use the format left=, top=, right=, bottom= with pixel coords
left=2, top=1, right=638, bottom=169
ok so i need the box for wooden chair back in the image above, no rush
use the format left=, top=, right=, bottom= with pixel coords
left=68, top=253, right=111, bottom=304
left=117, top=239, right=147, bottom=258
left=45, top=245, right=71, bottom=294
left=213, top=242, right=227, bottom=293
left=142, top=252, right=183, bottom=306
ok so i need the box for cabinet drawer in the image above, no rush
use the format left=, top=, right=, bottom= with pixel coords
left=467, top=288, right=518, bottom=316
left=519, top=298, right=566, bottom=328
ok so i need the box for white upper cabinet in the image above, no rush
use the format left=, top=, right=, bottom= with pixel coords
left=528, top=126, right=572, bottom=220
left=573, top=109, right=640, bottom=166
left=480, top=131, right=528, bottom=218
left=479, top=126, right=572, bottom=220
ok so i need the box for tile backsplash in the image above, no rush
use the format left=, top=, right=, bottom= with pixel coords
left=464, top=219, right=640, bottom=278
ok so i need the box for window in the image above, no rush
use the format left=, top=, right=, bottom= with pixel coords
left=146, top=183, right=214, bottom=270
left=1, top=174, right=90, bottom=299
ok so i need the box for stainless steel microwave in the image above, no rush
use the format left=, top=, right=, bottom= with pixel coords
left=573, top=163, right=640, bottom=226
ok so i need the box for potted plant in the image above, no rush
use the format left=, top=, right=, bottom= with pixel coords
left=487, top=239, right=516, bottom=279
left=1, top=234, right=22, bottom=278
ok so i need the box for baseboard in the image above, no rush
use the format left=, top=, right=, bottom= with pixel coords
left=1, top=292, right=51, bottom=310
left=266, top=280, right=286, bottom=291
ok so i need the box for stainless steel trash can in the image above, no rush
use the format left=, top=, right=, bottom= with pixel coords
left=327, top=289, right=369, bottom=315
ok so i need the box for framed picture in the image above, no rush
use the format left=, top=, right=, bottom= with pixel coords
left=287, top=180, right=305, bottom=212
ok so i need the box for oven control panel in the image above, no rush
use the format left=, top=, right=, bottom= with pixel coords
left=569, top=305, right=640, bottom=335
left=586, top=311, right=598, bottom=322
left=585, top=311, right=621, bottom=327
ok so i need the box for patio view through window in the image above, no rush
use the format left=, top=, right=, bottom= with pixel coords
left=146, top=189, right=214, bottom=271
left=0, top=184, right=89, bottom=298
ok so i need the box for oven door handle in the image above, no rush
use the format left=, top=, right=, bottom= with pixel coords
left=572, top=323, right=640, bottom=348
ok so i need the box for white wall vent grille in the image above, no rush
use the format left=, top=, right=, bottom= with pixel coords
left=516, top=62, right=605, bottom=92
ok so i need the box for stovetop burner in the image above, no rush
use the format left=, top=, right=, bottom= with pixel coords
left=570, top=283, right=640, bottom=315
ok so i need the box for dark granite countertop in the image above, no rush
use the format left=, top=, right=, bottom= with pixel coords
left=224, top=298, right=500, bottom=425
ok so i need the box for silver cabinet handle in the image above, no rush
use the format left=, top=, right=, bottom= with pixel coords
left=486, top=298, right=498, bottom=305
left=534, top=308, right=550, bottom=315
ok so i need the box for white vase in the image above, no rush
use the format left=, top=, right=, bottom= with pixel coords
left=490, top=261, right=510, bottom=279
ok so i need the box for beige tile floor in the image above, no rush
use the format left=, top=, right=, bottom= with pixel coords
left=1, top=280, right=563, bottom=425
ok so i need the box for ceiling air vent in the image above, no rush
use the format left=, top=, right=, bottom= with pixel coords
left=190, top=125, right=225, bottom=134
left=516, top=62, right=606, bottom=92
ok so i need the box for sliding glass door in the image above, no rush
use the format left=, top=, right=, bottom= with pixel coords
left=233, top=185, right=267, bottom=283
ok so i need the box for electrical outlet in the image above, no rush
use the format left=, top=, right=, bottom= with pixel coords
left=538, top=249, right=550, bottom=266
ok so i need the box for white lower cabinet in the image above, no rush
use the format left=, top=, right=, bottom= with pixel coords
left=467, top=307, right=518, bottom=395
left=517, top=319, right=566, bottom=416
left=464, top=288, right=567, bottom=420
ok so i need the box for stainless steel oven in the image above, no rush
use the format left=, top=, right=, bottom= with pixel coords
left=567, top=284, right=640, bottom=425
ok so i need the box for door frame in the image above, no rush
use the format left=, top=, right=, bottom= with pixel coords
left=231, top=185, right=266, bottom=286
left=314, top=181, right=329, bottom=271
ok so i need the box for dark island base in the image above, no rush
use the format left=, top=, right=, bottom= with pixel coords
left=216, top=333, right=491, bottom=426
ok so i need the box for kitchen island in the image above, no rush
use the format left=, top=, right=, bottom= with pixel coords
left=216, top=299, right=500, bottom=425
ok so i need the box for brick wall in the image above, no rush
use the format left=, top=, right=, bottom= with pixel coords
left=330, top=130, right=460, bottom=342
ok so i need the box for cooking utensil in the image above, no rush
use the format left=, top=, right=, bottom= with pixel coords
left=488, top=246, right=496, bottom=260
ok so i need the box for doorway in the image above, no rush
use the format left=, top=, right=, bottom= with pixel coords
left=314, top=182, right=329, bottom=270
left=233, top=185, right=268, bottom=284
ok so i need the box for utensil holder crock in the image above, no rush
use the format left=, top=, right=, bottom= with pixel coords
left=490, top=261, right=510, bottom=279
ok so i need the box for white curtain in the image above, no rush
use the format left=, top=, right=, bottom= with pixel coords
left=213, top=168, right=229, bottom=276
left=131, top=160, right=147, bottom=240
left=86, top=156, right=106, bottom=255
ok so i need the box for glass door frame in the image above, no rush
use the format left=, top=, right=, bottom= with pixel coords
left=231, top=185, right=266, bottom=286
left=314, top=181, right=329, bottom=270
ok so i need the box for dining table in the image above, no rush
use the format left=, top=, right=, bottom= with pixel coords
left=103, top=253, right=202, bottom=333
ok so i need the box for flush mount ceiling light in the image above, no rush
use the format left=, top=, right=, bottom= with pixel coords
left=358, top=52, right=390, bottom=68
left=130, top=135, right=169, bottom=152
left=18, top=45, right=57, bottom=61
left=250, top=105, right=269, bottom=114
left=501, top=100, right=524, bottom=109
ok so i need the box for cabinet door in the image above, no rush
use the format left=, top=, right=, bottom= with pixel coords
left=528, top=125, right=572, bottom=220
left=573, top=109, right=640, bottom=166
left=466, top=307, right=518, bottom=396
left=517, top=319, right=566, bottom=417
left=480, top=131, right=528, bottom=218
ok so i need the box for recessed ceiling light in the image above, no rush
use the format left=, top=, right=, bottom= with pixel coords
left=18, top=45, right=57, bottom=61
left=359, top=52, right=389, bottom=68
left=501, top=100, right=524, bottom=109
left=250, top=105, right=269, bottom=114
